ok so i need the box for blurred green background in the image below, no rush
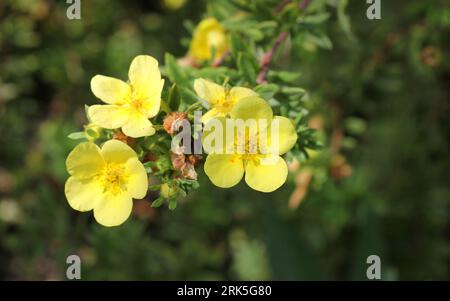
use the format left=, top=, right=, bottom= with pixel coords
left=0, top=0, right=449, bottom=280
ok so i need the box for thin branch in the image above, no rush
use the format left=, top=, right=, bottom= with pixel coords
left=212, top=50, right=230, bottom=67
left=299, top=0, right=311, bottom=10
left=256, top=0, right=313, bottom=84
left=275, top=0, right=292, bottom=14
left=256, top=31, right=288, bottom=84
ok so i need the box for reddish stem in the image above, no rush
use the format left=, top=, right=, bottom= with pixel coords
left=256, top=31, right=288, bottom=84
left=299, top=0, right=311, bottom=10
left=256, top=0, right=313, bottom=84
left=212, top=50, right=230, bottom=67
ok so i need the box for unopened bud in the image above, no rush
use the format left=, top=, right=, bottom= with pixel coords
left=84, top=123, right=102, bottom=140
left=160, top=183, right=178, bottom=199
left=163, top=112, right=188, bottom=135
left=112, top=129, right=136, bottom=146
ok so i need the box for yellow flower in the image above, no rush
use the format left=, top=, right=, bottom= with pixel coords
left=162, top=0, right=186, bottom=10
left=189, top=18, right=228, bottom=63
left=203, top=97, right=298, bottom=192
left=65, top=140, right=148, bottom=227
left=88, top=55, right=164, bottom=138
left=194, top=78, right=257, bottom=123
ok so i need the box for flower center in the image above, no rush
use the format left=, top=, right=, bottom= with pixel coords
left=126, top=85, right=149, bottom=115
left=215, top=94, right=233, bottom=114
left=130, top=99, right=144, bottom=112
left=98, top=163, right=128, bottom=195
left=231, top=130, right=266, bottom=166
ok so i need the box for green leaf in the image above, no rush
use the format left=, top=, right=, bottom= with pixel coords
left=183, top=19, right=195, bottom=34
left=164, top=53, right=187, bottom=84
left=345, top=117, right=367, bottom=135
left=84, top=128, right=100, bottom=140
left=269, top=71, right=301, bottom=84
left=254, top=83, right=279, bottom=100
left=229, top=34, right=245, bottom=58
left=84, top=105, right=91, bottom=122
left=168, top=83, right=181, bottom=111
left=281, top=86, right=306, bottom=96
left=179, top=87, right=199, bottom=107
left=148, top=184, right=160, bottom=191
left=143, top=161, right=157, bottom=173
left=304, top=32, right=333, bottom=50
left=256, top=21, right=278, bottom=31
left=191, top=67, right=238, bottom=82
left=237, top=52, right=258, bottom=83
left=168, top=199, right=177, bottom=210
left=160, top=99, right=171, bottom=114
left=222, top=18, right=258, bottom=32
left=67, top=132, right=87, bottom=140
left=151, top=197, right=165, bottom=208
left=229, top=0, right=254, bottom=11
left=337, top=0, right=355, bottom=41
left=300, top=13, right=330, bottom=25
left=245, top=28, right=264, bottom=41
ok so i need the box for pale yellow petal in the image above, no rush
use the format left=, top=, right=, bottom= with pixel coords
left=101, top=139, right=138, bottom=164
left=202, top=116, right=234, bottom=154
left=193, top=78, right=225, bottom=105
left=200, top=108, right=224, bottom=124
left=88, top=105, right=129, bottom=129
left=93, top=192, right=133, bottom=227
left=230, top=96, right=273, bottom=121
left=125, top=157, right=148, bottom=199
left=66, top=142, right=104, bottom=178
left=90, top=75, right=131, bottom=104
left=245, top=156, right=288, bottom=192
left=229, top=87, right=258, bottom=104
left=142, top=79, right=164, bottom=118
left=268, top=116, right=298, bottom=155
left=128, top=55, right=161, bottom=98
left=65, top=176, right=103, bottom=212
left=204, top=154, right=244, bottom=188
left=121, top=114, right=155, bottom=138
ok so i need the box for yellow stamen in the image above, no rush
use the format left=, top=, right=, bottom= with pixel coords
left=97, top=163, right=129, bottom=195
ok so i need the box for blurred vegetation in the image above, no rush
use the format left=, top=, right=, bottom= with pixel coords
left=0, top=0, right=449, bottom=280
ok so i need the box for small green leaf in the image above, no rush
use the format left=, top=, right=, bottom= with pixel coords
left=149, top=184, right=160, bottom=191
left=84, top=105, right=91, bottom=122
left=168, top=84, right=180, bottom=111
left=304, top=32, right=333, bottom=50
left=237, top=52, right=258, bottom=83
left=168, top=199, right=177, bottom=210
left=85, top=128, right=99, bottom=139
left=245, top=28, right=264, bottom=41
left=345, top=117, right=367, bottom=135
left=160, top=99, right=171, bottom=114
left=229, top=34, right=244, bottom=58
left=183, top=19, right=195, bottom=34
left=68, top=132, right=87, bottom=140
left=269, top=71, right=301, bottom=84
left=281, top=86, right=306, bottom=96
left=300, top=13, right=330, bottom=25
left=337, top=0, right=355, bottom=41
left=143, top=161, right=156, bottom=173
left=254, top=83, right=279, bottom=100
left=151, top=197, right=165, bottom=208
left=179, top=87, right=199, bottom=107
left=164, top=53, right=187, bottom=84
left=256, top=21, right=278, bottom=31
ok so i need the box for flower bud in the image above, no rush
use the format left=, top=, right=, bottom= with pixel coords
left=160, top=183, right=178, bottom=199
left=84, top=123, right=102, bottom=140
left=163, top=112, right=188, bottom=135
